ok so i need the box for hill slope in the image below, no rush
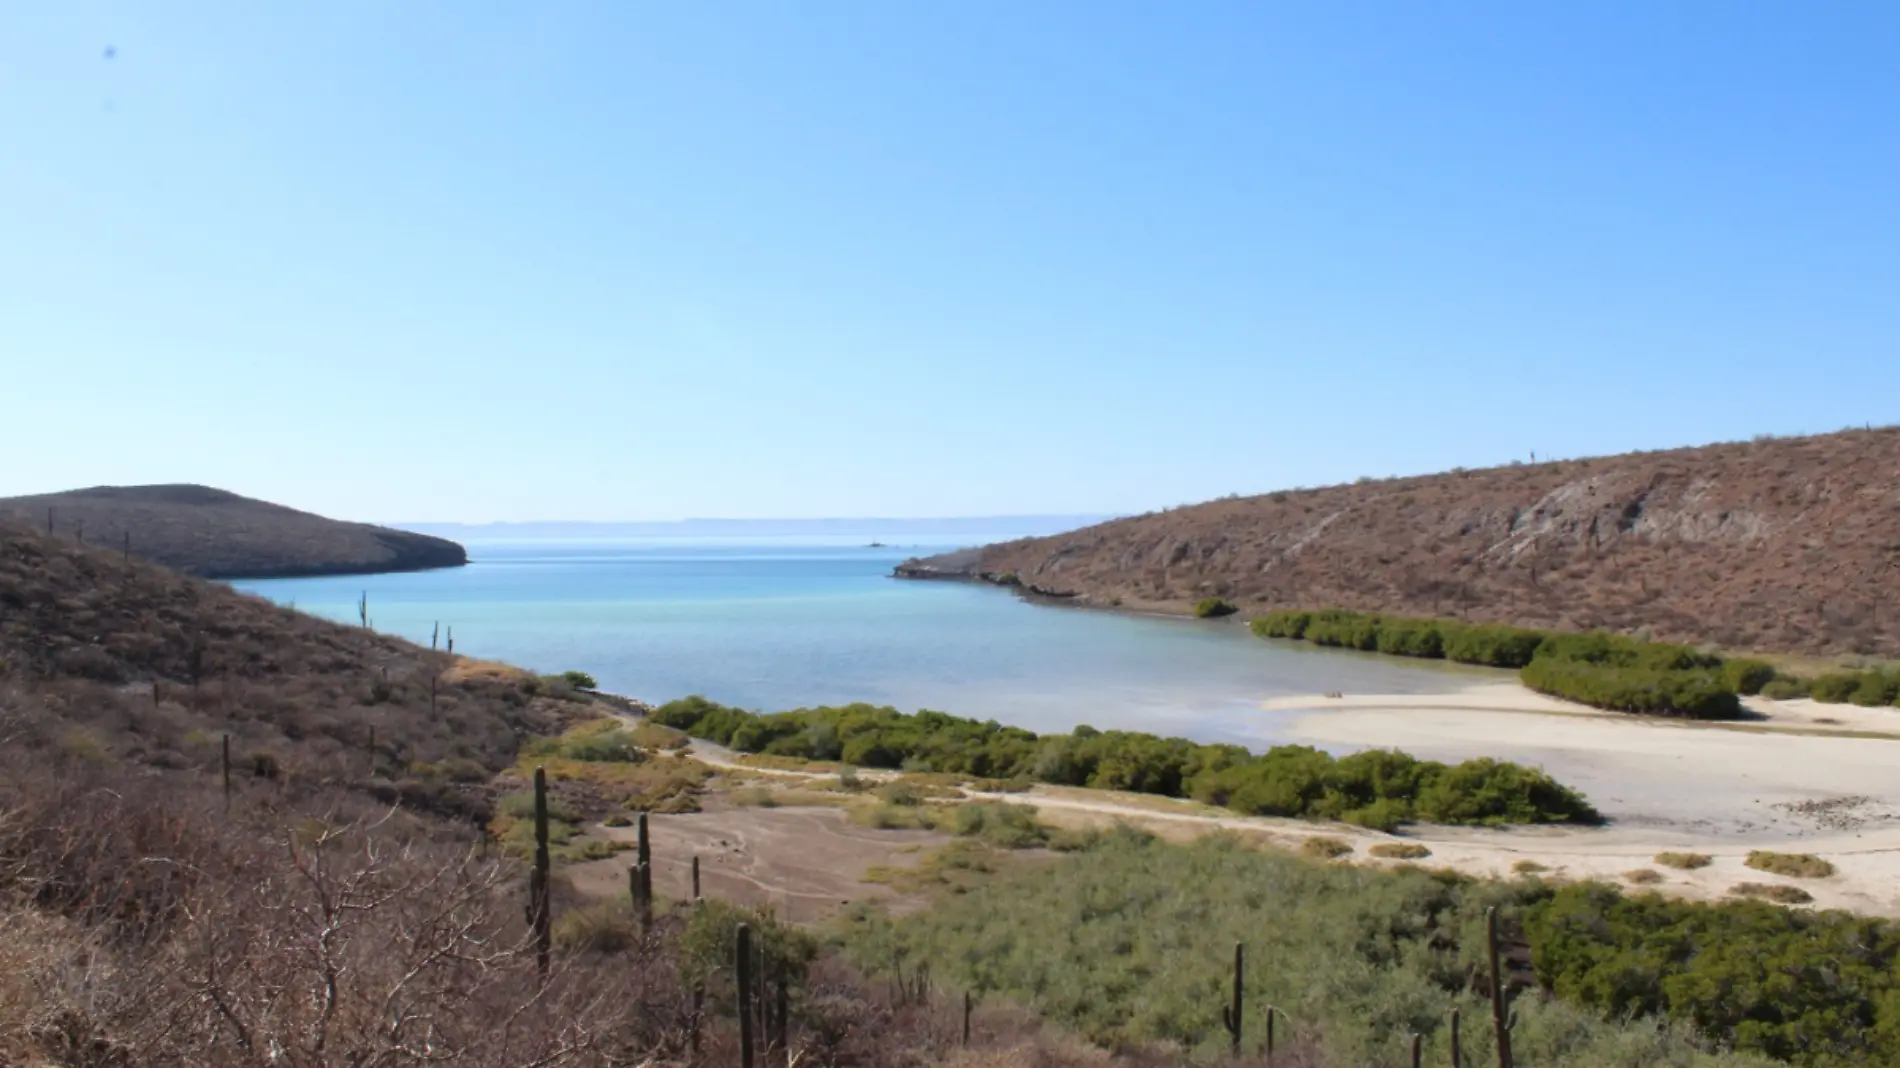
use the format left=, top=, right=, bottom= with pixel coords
left=0, top=484, right=466, bottom=578
left=0, top=519, right=563, bottom=819
left=899, top=427, right=1900, bottom=657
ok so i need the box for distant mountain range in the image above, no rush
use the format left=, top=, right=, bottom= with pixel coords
left=393, top=516, right=1115, bottom=540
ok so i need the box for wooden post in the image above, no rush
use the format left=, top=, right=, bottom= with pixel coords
left=530, top=767, right=552, bottom=978
left=962, top=990, right=973, bottom=1046
left=1451, top=1007, right=1462, bottom=1068
left=1410, top=1032, right=1422, bottom=1068
left=692, top=854, right=701, bottom=900
left=736, top=924, right=755, bottom=1068
left=1266, top=1005, right=1276, bottom=1061
left=1488, top=907, right=1513, bottom=1068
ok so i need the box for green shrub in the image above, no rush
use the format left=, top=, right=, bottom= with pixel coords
left=651, top=696, right=1597, bottom=828
left=1249, top=610, right=1312, bottom=639
left=1809, top=673, right=1864, bottom=703
left=947, top=801, right=1048, bottom=848
left=1760, top=676, right=1811, bottom=700
left=845, top=832, right=1794, bottom=1066
left=1437, top=621, right=1548, bottom=667
left=1193, top=597, right=1238, bottom=619
left=1729, top=882, right=1814, bottom=905
left=1300, top=835, right=1353, bottom=859
left=1520, top=656, right=1741, bottom=719
left=1654, top=852, right=1712, bottom=870
left=552, top=900, right=638, bottom=952
left=1744, top=850, right=1835, bottom=878
left=1302, top=610, right=1382, bottom=651
left=1720, top=658, right=1777, bottom=696
left=561, top=669, right=599, bottom=691
left=1373, top=617, right=1444, bottom=658
left=1850, top=672, right=1900, bottom=707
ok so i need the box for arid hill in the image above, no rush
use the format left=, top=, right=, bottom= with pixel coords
left=0, top=519, right=564, bottom=820
left=0, top=483, right=466, bottom=578
left=900, top=427, right=1900, bottom=658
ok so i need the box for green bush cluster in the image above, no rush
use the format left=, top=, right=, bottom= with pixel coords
left=1808, top=669, right=1900, bottom=706
left=1527, top=882, right=1900, bottom=1065
left=1249, top=610, right=1546, bottom=668
left=1251, top=611, right=1757, bottom=719
left=842, top=831, right=1783, bottom=1066
left=651, top=696, right=1599, bottom=829
left=1192, top=597, right=1238, bottom=618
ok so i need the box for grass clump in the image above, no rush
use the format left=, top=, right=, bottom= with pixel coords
left=1511, top=859, right=1550, bottom=875
left=1300, top=835, right=1352, bottom=859
left=946, top=801, right=1049, bottom=849
left=1654, top=851, right=1713, bottom=870
left=651, top=696, right=1600, bottom=830
left=1729, top=882, right=1815, bottom=905
left=1192, top=597, right=1238, bottom=619
left=1744, top=850, right=1835, bottom=878
left=1367, top=842, right=1431, bottom=860
left=1623, top=868, right=1664, bottom=885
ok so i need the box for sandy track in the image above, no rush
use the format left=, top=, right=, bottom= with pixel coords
left=567, top=804, right=952, bottom=924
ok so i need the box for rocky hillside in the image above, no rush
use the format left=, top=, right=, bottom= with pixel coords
left=900, top=427, right=1900, bottom=658
left=0, top=484, right=466, bottom=578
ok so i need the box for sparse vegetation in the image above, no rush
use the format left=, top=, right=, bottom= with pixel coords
left=1728, top=882, right=1814, bottom=905
left=651, top=695, right=1600, bottom=829
left=1624, top=868, right=1664, bottom=884
left=1655, top=851, right=1714, bottom=870
left=1744, top=850, right=1836, bottom=878
left=1300, top=835, right=1353, bottom=859
left=1512, top=859, right=1550, bottom=874
left=1368, top=841, right=1431, bottom=859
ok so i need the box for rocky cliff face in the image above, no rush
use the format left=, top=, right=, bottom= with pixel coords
left=0, top=485, right=467, bottom=579
left=900, top=428, right=1900, bottom=657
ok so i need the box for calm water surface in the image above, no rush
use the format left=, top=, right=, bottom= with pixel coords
left=235, top=539, right=1482, bottom=748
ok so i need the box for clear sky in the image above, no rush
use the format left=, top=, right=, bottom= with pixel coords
left=3, top=3, right=1895, bottom=523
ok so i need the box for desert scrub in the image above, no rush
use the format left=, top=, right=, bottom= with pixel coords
left=845, top=831, right=1790, bottom=1066
left=728, top=786, right=779, bottom=807
left=1512, top=859, right=1550, bottom=875
left=1300, top=835, right=1352, bottom=859
left=1744, top=850, right=1835, bottom=878
left=1654, top=851, right=1713, bottom=870
left=1759, top=675, right=1811, bottom=700
left=1729, top=882, right=1814, bottom=905
left=850, top=801, right=937, bottom=831
left=1623, top=868, right=1664, bottom=885
left=1368, top=842, right=1431, bottom=860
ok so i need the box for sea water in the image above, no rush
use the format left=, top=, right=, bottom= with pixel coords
left=234, top=538, right=1480, bottom=748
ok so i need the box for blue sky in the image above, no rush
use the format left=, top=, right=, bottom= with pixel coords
left=3, top=3, right=1895, bottom=522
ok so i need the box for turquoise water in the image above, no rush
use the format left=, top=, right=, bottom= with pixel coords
left=234, top=539, right=1479, bottom=748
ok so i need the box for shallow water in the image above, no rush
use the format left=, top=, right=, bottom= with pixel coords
left=235, top=538, right=1482, bottom=747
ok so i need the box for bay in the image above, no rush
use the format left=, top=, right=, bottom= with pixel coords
left=234, top=537, right=1481, bottom=748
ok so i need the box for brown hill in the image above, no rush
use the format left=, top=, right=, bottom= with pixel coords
left=900, top=427, right=1900, bottom=658
left=0, top=519, right=567, bottom=820
left=0, top=483, right=466, bottom=578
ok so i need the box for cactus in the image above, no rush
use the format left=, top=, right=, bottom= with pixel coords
left=963, top=990, right=973, bottom=1046
left=358, top=591, right=369, bottom=629
left=1487, top=907, right=1515, bottom=1068
left=446, top=626, right=454, bottom=655
left=221, top=734, right=231, bottom=806
left=1410, top=1032, right=1422, bottom=1068
left=736, top=923, right=755, bottom=1068
left=431, top=621, right=439, bottom=649
left=529, top=767, right=551, bottom=977
left=1265, top=1005, right=1279, bottom=1060
left=75, top=519, right=83, bottom=544
left=1220, top=941, right=1243, bottom=1053
left=1451, top=1007, right=1463, bottom=1068
left=692, top=854, right=701, bottom=900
